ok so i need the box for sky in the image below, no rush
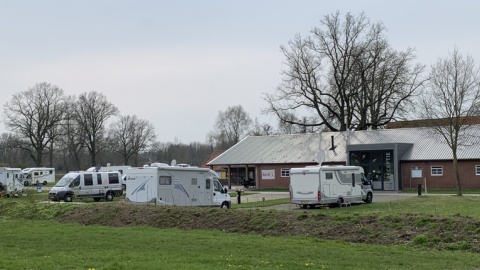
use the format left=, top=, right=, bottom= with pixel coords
left=1, top=0, right=479, bottom=144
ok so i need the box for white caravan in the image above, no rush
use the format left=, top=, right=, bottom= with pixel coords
left=0, top=168, right=25, bottom=197
left=49, top=171, right=123, bottom=202
left=22, top=167, right=55, bottom=186
left=125, top=165, right=231, bottom=208
left=290, top=166, right=373, bottom=208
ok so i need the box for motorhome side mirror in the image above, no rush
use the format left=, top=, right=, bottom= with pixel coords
left=223, top=188, right=228, bottom=194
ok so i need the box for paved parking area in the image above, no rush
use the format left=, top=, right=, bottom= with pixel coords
left=233, top=191, right=419, bottom=210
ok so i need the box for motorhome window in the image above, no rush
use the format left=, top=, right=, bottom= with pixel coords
left=191, top=178, right=197, bottom=185
left=84, top=174, right=93, bottom=186
left=206, top=179, right=211, bottom=189
left=281, top=168, right=290, bottom=177
left=108, top=173, right=120, bottom=184
left=214, top=180, right=221, bottom=192
left=35, top=172, right=39, bottom=176
left=49, top=170, right=53, bottom=174
left=325, top=172, right=333, bottom=179
left=159, top=176, right=172, bottom=185
left=97, top=174, right=102, bottom=185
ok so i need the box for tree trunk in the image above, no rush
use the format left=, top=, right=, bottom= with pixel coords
left=452, top=151, right=462, bottom=196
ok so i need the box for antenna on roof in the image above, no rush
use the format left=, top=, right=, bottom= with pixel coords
left=317, top=150, right=325, bottom=165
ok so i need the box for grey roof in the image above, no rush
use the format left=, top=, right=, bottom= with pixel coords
left=322, top=126, right=480, bottom=162
left=209, top=126, right=480, bottom=166
left=208, top=133, right=321, bottom=165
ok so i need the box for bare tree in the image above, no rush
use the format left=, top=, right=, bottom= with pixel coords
left=420, top=48, right=480, bottom=196
left=264, top=12, right=425, bottom=131
left=74, top=91, right=119, bottom=167
left=3, top=82, right=66, bottom=166
left=249, top=118, right=274, bottom=136
left=56, top=95, right=86, bottom=171
left=208, top=105, right=252, bottom=149
left=109, top=115, right=156, bottom=166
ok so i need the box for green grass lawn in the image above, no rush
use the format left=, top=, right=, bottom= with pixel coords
left=0, top=220, right=479, bottom=270
left=1, top=193, right=480, bottom=269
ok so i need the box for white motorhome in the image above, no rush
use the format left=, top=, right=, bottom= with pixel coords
left=22, top=167, right=55, bottom=186
left=125, top=165, right=231, bottom=208
left=0, top=168, right=25, bottom=197
left=48, top=171, right=123, bottom=202
left=290, top=166, right=373, bottom=208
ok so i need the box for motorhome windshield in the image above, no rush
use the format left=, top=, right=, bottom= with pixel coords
left=55, top=176, right=75, bottom=187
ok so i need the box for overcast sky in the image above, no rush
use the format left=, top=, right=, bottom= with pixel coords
left=1, top=0, right=479, bottom=143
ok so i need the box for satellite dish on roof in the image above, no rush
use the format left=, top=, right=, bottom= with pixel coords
left=317, top=150, right=325, bottom=165
left=171, top=159, right=177, bottom=166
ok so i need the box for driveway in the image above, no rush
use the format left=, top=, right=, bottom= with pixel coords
left=235, top=191, right=418, bottom=211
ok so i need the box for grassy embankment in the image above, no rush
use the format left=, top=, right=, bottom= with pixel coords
left=0, top=191, right=479, bottom=269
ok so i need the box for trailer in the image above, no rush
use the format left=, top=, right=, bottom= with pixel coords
left=0, top=168, right=25, bottom=197
left=22, top=167, right=55, bottom=186
left=125, top=165, right=231, bottom=208
left=289, top=166, right=373, bottom=208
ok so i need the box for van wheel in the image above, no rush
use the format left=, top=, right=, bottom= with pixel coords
left=364, top=193, right=373, bottom=204
left=42, top=181, right=47, bottom=185
left=221, top=202, right=230, bottom=209
left=105, top=193, right=114, bottom=202
left=93, top=197, right=101, bottom=202
left=64, top=195, right=72, bottom=203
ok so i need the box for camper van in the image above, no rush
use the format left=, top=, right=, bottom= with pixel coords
left=48, top=171, right=123, bottom=202
left=125, top=165, right=231, bottom=208
left=22, top=167, right=55, bottom=186
left=289, top=166, right=373, bottom=208
left=86, top=165, right=131, bottom=189
left=0, top=168, right=25, bottom=197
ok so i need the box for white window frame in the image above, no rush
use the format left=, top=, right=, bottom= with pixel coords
left=281, top=168, right=290, bottom=177
left=476, top=165, right=480, bottom=176
left=431, top=166, right=443, bottom=176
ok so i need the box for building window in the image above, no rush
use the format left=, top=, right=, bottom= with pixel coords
left=431, top=166, right=443, bottom=176
left=476, top=165, right=480, bottom=176
left=281, top=169, right=290, bottom=177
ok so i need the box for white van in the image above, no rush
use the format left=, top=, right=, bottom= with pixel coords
left=86, top=165, right=131, bottom=189
left=125, top=165, right=231, bottom=208
left=49, top=171, right=123, bottom=202
left=290, top=166, right=373, bottom=208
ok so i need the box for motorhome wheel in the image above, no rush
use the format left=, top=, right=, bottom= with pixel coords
left=365, top=193, right=373, bottom=204
left=42, top=181, right=47, bottom=185
left=221, top=202, right=230, bottom=209
left=24, top=181, right=29, bottom=186
left=336, top=197, right=343, bottom=207
left=105, top=193, right=114, bottom=202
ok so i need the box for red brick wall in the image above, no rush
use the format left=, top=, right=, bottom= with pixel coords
left=401, top=160, right=480, bottom=189
left=256, top=164, right=316, bottom=189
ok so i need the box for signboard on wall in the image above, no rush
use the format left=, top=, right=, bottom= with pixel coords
left=261, top=170, right=275, bottom=180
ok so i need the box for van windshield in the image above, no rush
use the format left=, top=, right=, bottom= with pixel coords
left=55, top=176, right=74, bottom=187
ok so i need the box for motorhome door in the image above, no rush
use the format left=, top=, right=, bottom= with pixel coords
left=204, top=178, right=213, bottom=205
